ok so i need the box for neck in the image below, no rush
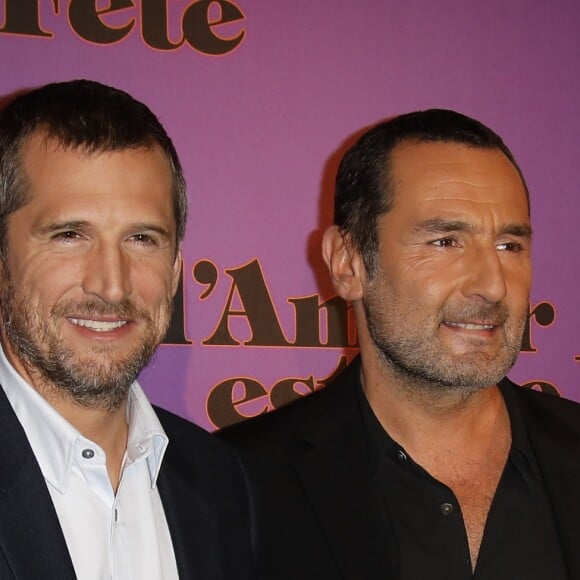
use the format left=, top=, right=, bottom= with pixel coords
left=45, top=388, right=129, bottom=492
left=356, top=315, right=512, bottom=571
left=359, top=342, right=508, bottom=461
left=1, top=335, right=129, bottom=491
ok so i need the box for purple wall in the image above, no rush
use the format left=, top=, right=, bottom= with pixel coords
left=1, top=0, right=578, bottom=430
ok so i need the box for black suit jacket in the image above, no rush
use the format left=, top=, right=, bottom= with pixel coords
left=0, top=385, right=254, bottom=579
left=220, top=357, right=580, bottom=580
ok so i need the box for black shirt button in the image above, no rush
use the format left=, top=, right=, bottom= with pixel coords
left=82, top=448, right=95, bottom=459
left=397, top=450, right=407, bottom=461
left=440, top=502, right=454, bottom=515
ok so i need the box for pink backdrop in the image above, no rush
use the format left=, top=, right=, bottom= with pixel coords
left=1, top=0, right=578, bottom=430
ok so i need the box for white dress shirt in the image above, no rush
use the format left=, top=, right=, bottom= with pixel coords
left=0, top=346, right=179, bottom=580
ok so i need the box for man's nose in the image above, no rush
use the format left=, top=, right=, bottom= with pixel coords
left=81, top=244, right=132, bottom=304
left=460, top=246, right=507, bottom=304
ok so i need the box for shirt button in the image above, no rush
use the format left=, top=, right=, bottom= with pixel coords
left=440, top=502, right=454, bottom=515
left=82, top=448, right=95, bottom=459
left=396, top=450, right=407, bottom=461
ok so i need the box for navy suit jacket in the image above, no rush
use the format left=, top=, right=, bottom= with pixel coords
left=221, top=357, right=580, bottom=580
left=0, top=385, right=254, bottom=579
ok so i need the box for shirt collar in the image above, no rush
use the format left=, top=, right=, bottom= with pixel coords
left=0, top=344, right=168, bottom=492
left=356, top=377, right=400, bottom=478
left=498, top=377, right=541, bottom=481
left=358, top=374, right=539, bottom=481
left=125, top=384, right=169, bottom=485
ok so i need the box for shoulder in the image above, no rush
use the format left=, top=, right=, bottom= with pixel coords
left=216, top=388, right=320, bottom=457
left=155, top=405, right=217, bottom=445
left=154, top=407, right=251, bottom=523
left=154, top=406, right=245, bottom=475
left=502, top=377, right=580, bottom=435
left=218, top=358, right=362, bottom=452
left=154, top=408, right=256, bottom=579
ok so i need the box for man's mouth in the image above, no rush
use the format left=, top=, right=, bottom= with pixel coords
left=68, top=318, right=128, bottom=332
left=444, top=322, right=496, bottom=330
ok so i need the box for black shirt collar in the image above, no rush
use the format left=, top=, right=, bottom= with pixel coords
left=357, top=375, right=540, bottom=482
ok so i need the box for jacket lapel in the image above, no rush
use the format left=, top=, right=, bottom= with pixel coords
left=157, top=429, right=234, bottom=580
left=158, top=442, right=208, bottom=578
left=292, top=359, right=392, bottom=579
left=0, top=386, right=76, bottom=579
left=516, top=388, right=580, bottom=579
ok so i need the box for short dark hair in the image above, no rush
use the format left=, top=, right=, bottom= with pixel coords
left=0, top=79, right=187, bottom=256
left=334, top=109, right=528, bottom=274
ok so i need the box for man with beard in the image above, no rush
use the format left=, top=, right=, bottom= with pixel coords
left=220, top=110, right=580, bottom=579
left=0, top=80, right=253, bottom=579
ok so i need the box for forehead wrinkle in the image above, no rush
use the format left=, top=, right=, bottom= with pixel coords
left=391, top=140, right=531, bottom=221
left=424, top=196, right=525, bottom=206
left=428, top=179, right=524, bottom=196
left=420, top=162, right=526, bottom=190
left=433, top=178, right=496, bottom=190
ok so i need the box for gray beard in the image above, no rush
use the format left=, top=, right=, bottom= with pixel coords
left=7, top=321, right=154, bottom=411
left=1, top=276, right=165, bottom=412
left=363, top=298, right=523, bottom=399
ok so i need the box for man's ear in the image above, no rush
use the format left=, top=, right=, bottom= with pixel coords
left=322, top=226, right=365, bottom=301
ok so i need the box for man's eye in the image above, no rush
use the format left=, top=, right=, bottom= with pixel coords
left=132, top=233, right=157, bottom=245
left=497, top=241, right=523, bottom=252
left=431, top=237, right=457, bottom=248
left=54, top=231, right=81, bottom=240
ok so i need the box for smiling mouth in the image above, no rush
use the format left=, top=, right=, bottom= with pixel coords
left=68, top=318, right=128, bottom=332
left=445, top=322, right=495, bottom=330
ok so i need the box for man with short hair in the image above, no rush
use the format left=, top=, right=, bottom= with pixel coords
left=0, top=80, right=253, bottom=579
left=221, top=110, right=580, bottom=579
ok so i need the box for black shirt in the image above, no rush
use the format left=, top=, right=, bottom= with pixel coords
left=358, top=380, right=567, bottom=579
